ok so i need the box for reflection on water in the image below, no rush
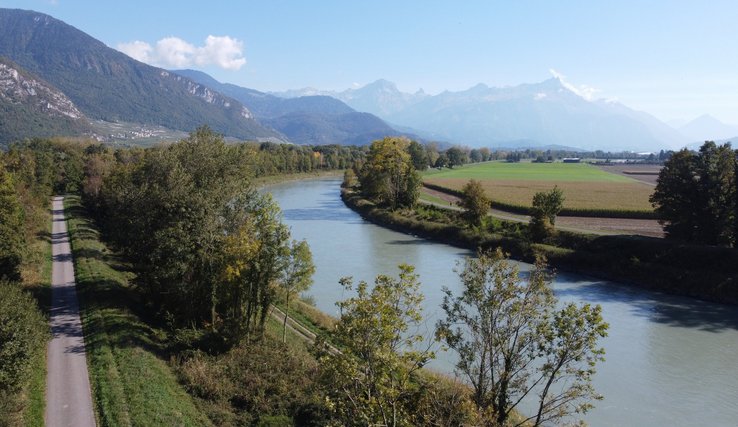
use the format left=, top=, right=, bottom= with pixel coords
left=265, top=178, right=738, bottom=427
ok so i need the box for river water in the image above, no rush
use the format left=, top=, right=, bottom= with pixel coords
left=266, top=178, right=738, bottom=426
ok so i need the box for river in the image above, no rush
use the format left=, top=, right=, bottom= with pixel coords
left=266, top=178, right=738, bottom=426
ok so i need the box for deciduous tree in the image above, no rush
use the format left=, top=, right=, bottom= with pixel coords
left=0, top=166, right=24, bottom=281
left=279, top=239, right=315, bottom=343
left=318, top=265, right=435, bottom=426
left=359, top=137, right=421, bottom=209
left=436, top=249, right=608, bottom=426
left=459, top=179, right=490, bottom=227
left=529, top=186, right=564, bottom=241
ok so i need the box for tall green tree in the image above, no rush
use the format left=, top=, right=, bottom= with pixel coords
left=0, top=166, right=24, bottom=281
left=695, top=142, right=736, bottom=246
left=650, top=149, right=699, bottom=241
left=218, top=192, right=291, bottom=342
left=407, top=140, right=429, bottom=171
left=651, top=142, right=736, bottom=246
left=279, top=239, right=315, bottom=343
left=359, top=137, right=421, bottom=209
left=529, top=186, right=564, bottom=241
left=318, top=265, right=435, bottom=426
left=459, top=179, right=490, bottom=227
left=436, top=249, right=608, bottom=426
left=445, top=147, right=468, bottom=168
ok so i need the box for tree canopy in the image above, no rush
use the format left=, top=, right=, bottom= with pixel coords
left=359, top=137, right=421, bottom=209
left=651, top=142, right=737, bottom=246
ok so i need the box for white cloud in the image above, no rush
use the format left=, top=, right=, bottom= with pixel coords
left=549, top=68, right=600, bottom=101
left=118, top=35, right=246, bottom=71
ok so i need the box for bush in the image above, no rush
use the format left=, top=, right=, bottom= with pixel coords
left=0, top=281, right=48, bottom=423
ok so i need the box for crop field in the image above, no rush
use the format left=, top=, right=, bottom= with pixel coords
left=424, top=162, right=655, bottom=212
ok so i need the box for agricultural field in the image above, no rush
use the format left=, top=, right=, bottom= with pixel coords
left=424, top=161, right=655, bottom=212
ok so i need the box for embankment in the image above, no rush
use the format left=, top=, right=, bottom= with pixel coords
left=342, top=189, right=738, bottom=305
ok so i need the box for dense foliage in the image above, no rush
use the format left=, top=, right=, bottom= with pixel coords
left=459, top=179, right=490, bottom=227
left=0, top=166, right=24, bottom=281
left=0, top=282, right=47, bottom=424
left=651, top=141, right=737, bottom=246
left=358, top=137, right=421, bottom=209
left=529, top=186, right=565, bottom=241
left=317, top=266, right=435, bottom=426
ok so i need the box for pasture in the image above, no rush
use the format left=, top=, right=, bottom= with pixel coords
left=424, top=162, right=655, bottom=212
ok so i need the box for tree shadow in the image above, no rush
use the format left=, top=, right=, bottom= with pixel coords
left=553, top=278, right=738, bottom=333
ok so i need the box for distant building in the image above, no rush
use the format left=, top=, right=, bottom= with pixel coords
left=562, top=157, right=581, bottom=163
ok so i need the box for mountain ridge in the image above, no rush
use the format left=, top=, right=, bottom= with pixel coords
left=0, top=8, right=283, bottom=142
left=173, top=69, right=407, bottom=145
left=274, top=78, right=690, bottom=151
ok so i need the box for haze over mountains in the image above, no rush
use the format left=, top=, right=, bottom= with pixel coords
left=0, top=7, right=734, bottom=151
left=275, top=79, right=736, bottom=151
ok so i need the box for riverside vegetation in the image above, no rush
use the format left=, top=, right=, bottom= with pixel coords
left=1, top=130, right=734, bottom=425
left=343, top=139, right=738, bottom=306
left=1, top=129, right=608, bottom=426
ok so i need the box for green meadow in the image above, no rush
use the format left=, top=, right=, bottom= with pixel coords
left=424, top=161, right=635, bottom=183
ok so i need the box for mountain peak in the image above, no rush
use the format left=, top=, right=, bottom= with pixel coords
left=363, top=79, right=399, bottom=92
left=679, top=113, right=738, bottom=142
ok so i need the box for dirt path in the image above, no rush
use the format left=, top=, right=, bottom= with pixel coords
left=45, top=196, right=96, bottom=427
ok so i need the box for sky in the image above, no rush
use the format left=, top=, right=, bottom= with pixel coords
left=2, top=0, right=738, bottom=125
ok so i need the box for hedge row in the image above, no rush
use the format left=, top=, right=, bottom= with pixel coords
left=422, top=182, right=659, bottom=220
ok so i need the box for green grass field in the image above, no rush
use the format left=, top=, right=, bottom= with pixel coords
left=424, top=162, right=655, bottom=212
left=424, top=161, right=636, bottom=183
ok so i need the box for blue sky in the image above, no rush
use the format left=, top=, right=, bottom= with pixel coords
left=2, top=0, right=738, bottom=125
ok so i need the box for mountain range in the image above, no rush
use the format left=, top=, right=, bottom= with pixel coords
left=0, top=8, right=402, bottom=147
left=277, top=79, right=732, bottom=151
left=0, top=7, right=735, bottom=151
left=172, top=69, right=405, bottom=145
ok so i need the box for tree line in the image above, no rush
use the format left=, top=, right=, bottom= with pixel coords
left=651, top=141, right=737, bottom=247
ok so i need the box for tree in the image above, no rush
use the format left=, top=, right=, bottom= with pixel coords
left=459, top=179, right=490, bottom=227
left=317, top=265, right=435, bottom=426
left=0, top=166, right=24, bottom=281
left=219, top=193, right=291, bottom=342
left=408, top=140, right=429, bottom=171
left=530, top=186, right=564, bottom=241
left=651, top=142, right=737, bottom=246
left=436, top=249, right=608, bottom=426
left=279, top=240, right=315, bottom=343
left=446, top=147, right=468, bottom=168
left=694, top=142, right=736, bottom=246
left=434, top=153, right=448, bottom=169
left=359, top=137, right=421, bottom=209
left=650, top=149, right=699, bottom=241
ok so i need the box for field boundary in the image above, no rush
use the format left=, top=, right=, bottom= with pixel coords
left=422, top=182, right=658, bottom=219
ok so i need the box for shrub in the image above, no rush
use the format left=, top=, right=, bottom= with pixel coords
left=0, top=281, right=48, bottom=423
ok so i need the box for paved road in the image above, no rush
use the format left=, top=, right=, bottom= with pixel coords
left=45, top=196, right=96, bottom=427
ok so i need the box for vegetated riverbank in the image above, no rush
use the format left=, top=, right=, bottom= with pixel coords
left=342, top=188, right=738, bottom=306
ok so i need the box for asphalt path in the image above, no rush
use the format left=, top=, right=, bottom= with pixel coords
left=45, top=196, right=96, bottom=427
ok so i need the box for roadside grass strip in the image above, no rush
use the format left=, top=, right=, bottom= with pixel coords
left=64, top=196, right=212, bottom=427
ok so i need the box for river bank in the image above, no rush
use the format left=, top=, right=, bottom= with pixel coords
left=268, top=178, right=738, bottom=426
left=341, top=188, right=738, bottom=306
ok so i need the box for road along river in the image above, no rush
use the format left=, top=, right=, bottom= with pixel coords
left=266, top=178, right=738, bottom=426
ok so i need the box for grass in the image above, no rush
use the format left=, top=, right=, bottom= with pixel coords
left=425, top=162, right=655, bottom=212
left=424, top=161, right=636, bottom=182
left=15, top=196, right=54, bottom=427
left=63, top=195, right=212, bottom=427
